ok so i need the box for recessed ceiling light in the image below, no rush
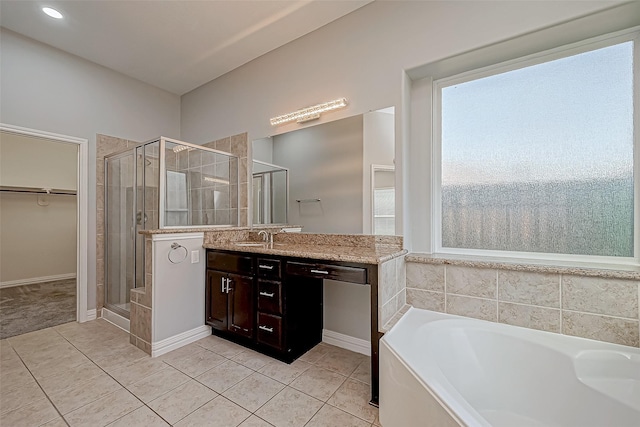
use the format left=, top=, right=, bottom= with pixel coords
left=42, top=7, right=63, bottom=19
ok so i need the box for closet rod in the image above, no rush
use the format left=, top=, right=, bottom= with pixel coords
left=0, top=186, right=76, bottom=196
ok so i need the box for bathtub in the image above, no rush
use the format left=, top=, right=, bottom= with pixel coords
left=379, top=308, right=640, bottom=427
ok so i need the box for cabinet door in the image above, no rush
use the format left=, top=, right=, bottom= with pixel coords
left=227, top=273, right=255, bottom=339
left=206, top=270, right=228, bottom=331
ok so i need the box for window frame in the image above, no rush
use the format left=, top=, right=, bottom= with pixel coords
left=432, top=29, right=640, bottom=266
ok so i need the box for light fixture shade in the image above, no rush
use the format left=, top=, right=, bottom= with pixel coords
left=270, top=98, right=348, bottom=126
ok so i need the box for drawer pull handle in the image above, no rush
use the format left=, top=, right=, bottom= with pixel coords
left=259, top=325, right=274, bottom=333
left=259, top=264, right=274, bottom=270
left=259, top=291, right=275, bottom=298
left=310, top=269, right=329, bottom=275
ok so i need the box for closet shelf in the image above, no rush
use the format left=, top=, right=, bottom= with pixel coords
left=0, top=185, right=76, bottom=195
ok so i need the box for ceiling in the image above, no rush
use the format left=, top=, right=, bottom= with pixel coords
left=0, top=1, right=371, bottom=95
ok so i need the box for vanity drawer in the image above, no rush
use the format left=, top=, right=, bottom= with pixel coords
left=285, top=261, right=367, bottom=284
left=207, top=251, right=254, bottom=275
left=257, top=312, right=283, bottom=351
left=257, top=258, right=281, bottom=280
left=258, top=281, right=282, bottom=315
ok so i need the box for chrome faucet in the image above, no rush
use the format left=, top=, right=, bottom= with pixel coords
left=258, top=230, right=269, bottom=243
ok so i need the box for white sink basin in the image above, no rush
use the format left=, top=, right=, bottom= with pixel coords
left=233, top=242, right=265, bottom=247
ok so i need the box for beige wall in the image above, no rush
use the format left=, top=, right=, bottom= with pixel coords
left=1, top=28, right=180, bottom=309
left=0, top=132, right=78, bottom=190
left=0, top=134, right=78, bottom=284
left=0, top=193, right=76, bottom=283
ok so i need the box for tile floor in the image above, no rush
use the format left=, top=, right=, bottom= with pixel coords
left=0, top=319, right=382, bottom=427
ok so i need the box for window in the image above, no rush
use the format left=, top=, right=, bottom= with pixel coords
left=434, top=33, right=637, bottom=261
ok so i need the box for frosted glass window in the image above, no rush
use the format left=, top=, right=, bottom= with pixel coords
left=439, top=40, right=634, bottom=257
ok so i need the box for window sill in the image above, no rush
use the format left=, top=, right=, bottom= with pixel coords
left=406, top=252, right=640, bottom=281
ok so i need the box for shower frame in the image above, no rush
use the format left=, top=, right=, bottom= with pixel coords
left=103, top=136, right=240, bottom=319
left=252, top=159, right=289, bottom=225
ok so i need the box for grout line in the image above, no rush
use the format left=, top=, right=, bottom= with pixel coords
left=443, top=265, right=448, bottom=313
left=495, top=269, right=499, bottom=322
left=561, top=308, right=640, bottom=322
left=3, top=339, right=70, bottom=426
left=559, top=273, right=564, bottom=334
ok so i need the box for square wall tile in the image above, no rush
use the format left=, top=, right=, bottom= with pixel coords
left=406, top=263, right=444, bottom=292
left=446, top=295, right=497, bottom=322
left=447, top=266, right=496, bottom=299
left=396, top=255, right=406, bottom=295
left=498, top=270, right=560, bottom=308
left=562, top=311, right=639, bottom=347
left=406, top=289, right=444, bottom=313
left=498, top=302, right=561, bottom=333
left=379, top=259, right=397, bottom=305
left=562, top=275, right=638, bottom=319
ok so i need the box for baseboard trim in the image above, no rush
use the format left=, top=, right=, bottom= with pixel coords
left=102, top=308, right=130, bottom=332
left=151, top=325, right=212, bottom=358
left=0, top=273, right=76, bottom=289
left=322, top=329, right=371, bottom=356
left=86, top=309, right=97, bottom=321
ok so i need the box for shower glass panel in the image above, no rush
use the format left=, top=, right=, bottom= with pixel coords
left=105, top=137, right=239, bottom=319
left=252, top=160, right=288, bottom=225
left=105, top=151, right=135, bottom=316
left=162, top=140, right=239, bottom=227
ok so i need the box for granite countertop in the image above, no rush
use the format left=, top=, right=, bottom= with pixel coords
left=203, top=241, right=407, bottom=264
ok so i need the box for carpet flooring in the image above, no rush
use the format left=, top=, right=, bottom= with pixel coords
left=0, top=279, right=76, bottom=339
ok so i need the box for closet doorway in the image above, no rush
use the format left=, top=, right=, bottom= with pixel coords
left=0, top=125, right=88, bottom=339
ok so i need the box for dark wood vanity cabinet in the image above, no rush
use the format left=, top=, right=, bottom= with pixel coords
left=205, top=252, right=255, bottom=340
left=206, top=250, right=323, bottom=362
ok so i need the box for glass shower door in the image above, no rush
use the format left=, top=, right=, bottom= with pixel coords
left=105, top=152, right=135, bottom=317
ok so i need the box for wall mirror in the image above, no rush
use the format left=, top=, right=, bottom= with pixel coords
left=252, top=106, right=396, bottom=235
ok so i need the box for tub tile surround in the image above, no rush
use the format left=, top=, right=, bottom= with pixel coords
left=405, top=255, right=640, bottom=347
left=378, top=255, right=407, bottom=329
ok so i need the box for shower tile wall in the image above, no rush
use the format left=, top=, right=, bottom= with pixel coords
left=405, top=258, right=640, bottom=347
left=164, top=147, right=237, bottom=226
left=96, top=134, right=140, bottom=314
left=202, top=133, right=248, bottom=227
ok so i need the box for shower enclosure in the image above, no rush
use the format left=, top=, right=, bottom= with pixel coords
left=252, top=160, right=288, bottom=225
left=104, top=137, right=239, bottom=319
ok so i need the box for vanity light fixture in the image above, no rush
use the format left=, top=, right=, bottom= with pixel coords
left=172, top=145, right=193, bottom=153
left=270, top=98, right=348, bottom=126
left=42, top=7, right=63, bottom=19
left=203, top=176, right=230, bottom=185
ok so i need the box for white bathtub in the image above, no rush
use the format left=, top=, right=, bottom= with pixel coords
left=379, top=308, right=640, bottom=427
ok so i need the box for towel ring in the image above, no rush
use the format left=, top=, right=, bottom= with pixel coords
left=168, top=242, right=188, bottom=264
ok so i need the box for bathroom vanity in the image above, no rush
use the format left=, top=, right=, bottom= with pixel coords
left=133, top=228, right=406, bottom=406
left=202, top=232, right=407, bottom=406
left=205, top=249, right=369, bottom=362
